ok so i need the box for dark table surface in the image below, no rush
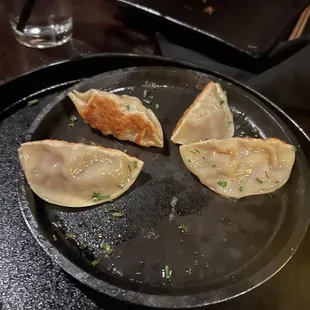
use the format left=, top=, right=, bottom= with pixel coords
left=1, top=1, right=310, bottom=310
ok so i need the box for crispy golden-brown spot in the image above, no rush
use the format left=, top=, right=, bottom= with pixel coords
left=81, top=94, right=158, bottom=147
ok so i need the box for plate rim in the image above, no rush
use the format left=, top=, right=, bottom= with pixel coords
left=16, top=64, right=310, bottom=308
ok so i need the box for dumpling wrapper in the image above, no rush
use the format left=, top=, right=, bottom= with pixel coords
left=171, top=82, right=234, bottom=144
left=180, top=138, right=296, bottom=199
left=68, top=89, right=164, bottom=148
left=18, top=140, right=144, bottom=207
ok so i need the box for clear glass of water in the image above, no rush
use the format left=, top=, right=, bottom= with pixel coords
left=4, top=0, right=72, bottom=49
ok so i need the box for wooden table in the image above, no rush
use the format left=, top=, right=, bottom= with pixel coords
left=0, top=0, right=157, bottom=84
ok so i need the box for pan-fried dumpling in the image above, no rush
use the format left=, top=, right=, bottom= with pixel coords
left=18, top=140, right=144, bottom=207
left=180, top=138, right=296, bottom=199
left=171, top=82, right=234, bottom=144
left=68, top=89, right=164, bottom=148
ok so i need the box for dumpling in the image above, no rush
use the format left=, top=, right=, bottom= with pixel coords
left=18, top=140, right=144, bottom=207
left=171, top=82, right=234, bottom=144
left=180, top=138, right=296, bottom=199
left=68, top=89, right=164, bottom=148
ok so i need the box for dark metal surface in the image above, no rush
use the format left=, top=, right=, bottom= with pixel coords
left=118, top=0, right=310, bottom=58
left=1, top=54, right=310, bottom=310
left=17, top=66, right=310, bottom=308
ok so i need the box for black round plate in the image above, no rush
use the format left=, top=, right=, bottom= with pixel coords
left=17, top=67, right=310, bottom=308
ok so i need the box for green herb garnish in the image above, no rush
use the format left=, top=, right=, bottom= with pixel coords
left=65, top=232, right=76, bottom=240
left=91, top=259, right=100, bottom=267
left=95, top=233, right=103, bottom=240
left=186, top=267, right=192, bottom=275
left=70, top=115, right=77, bottom=122
left=143, top=89, right=149, bottom=98
left=80, top=241, right=88, bottom=249
left=126, top=105, right=130, bottom=111
left=100, top=243, right=113, bottom=255
left=52, top=234, right=57, bottom=241
left=28, top=99, right=38, bottom=106
left=163, top=265, right=172, bottom=280
left=104, top=206, right=118, bottom=213
left=151, top=82, right=157, bottom=89
left=112, top=212, right=124, bottom=218
left=187, top=159, right=192, bottom=163
left=292, top=146, right=297, bottom=152
left=211, top=164, right=217, bottom=168
left=155, top=103, right=159, bottom=109
left=239, top=186, right=243, bottom=192
left=92, top=192, right=111, bottom=201
left=265, top=171, right=269, bottom=178
left=220, top=100, right=225, bottom=105
left=178, top=224, right=189, bottom=235
left=195, top=149, right=200, bottom=153
left=217, top=180, right=228, bottom=188
left=133, top=161, right=138, bottom=168
left=128, top=165, right=132, bottom=172
left=143, top=99, right=151, bottom=105
left=256, top=178, right=263, bottom=184
left=68, top=122, right=75, bottom=127
left=52, top=221, right=60, bottom=229
left=149, top=95, right=154, bottom=99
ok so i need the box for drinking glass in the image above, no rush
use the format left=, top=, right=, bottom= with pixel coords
left=4, top=0, right=72, bottom=49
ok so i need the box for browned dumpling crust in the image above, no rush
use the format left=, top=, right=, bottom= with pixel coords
left=68, top=89, right=164, bottom=148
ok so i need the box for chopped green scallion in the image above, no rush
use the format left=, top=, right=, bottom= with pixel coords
left=133, top=161, right=138, bottom=168
left=95, top=233, right=103, bottom=240
left=80, top=241, right=88, bottom=249
left=163, top=265, right=172, bottom=280
left=187, top=159, right=192, bottom=163
left=52, top=234, right=57, bottom=241
left=28, top=99, right=38, bottom=106
left=217, top=180, right=228, bottom=188
left=91, top=259, right=100, bottom=267
left=239, top=186, right=243, bottom=192
left=112, top=212, right=124, bottom=218
left=100, top=243, right=113, bottom=255
left=143, top=99, right=151, bottom=105
left=256, top=178, right=263, bottom=184
left=66, top=232, right=76, bottom=240
left=178, top=224, right=189, bottom=234
left=70, top=115, right=77, bottom=122
left=211, top=164, right=217, bottom=168
left=220, top=100, right=225, bottom=105
left=92, top=192, right=111, bottom=201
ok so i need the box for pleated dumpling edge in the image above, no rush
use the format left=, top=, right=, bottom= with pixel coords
left=171, top=82, right=234, bottom=145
